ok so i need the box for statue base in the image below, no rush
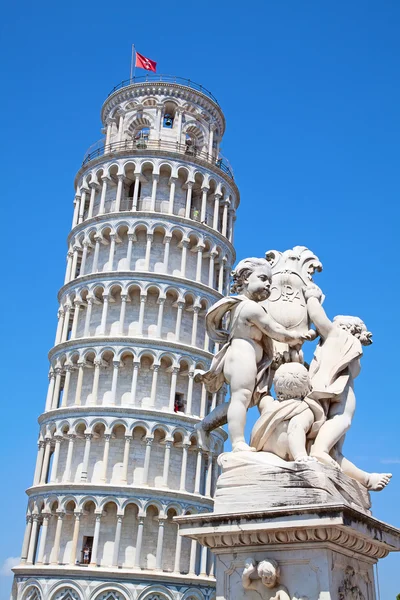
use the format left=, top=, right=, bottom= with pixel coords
left=214, top=451, right=371, bottom=515
left=177, top=504, right=400, bottom=600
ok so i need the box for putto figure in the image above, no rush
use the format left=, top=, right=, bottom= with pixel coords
left=242, top=557, right=306, bottom=600
left=197, top=257, right=311, bottom=452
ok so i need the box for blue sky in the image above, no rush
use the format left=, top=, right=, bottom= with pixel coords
left=1, top=0, right=399, bottom=597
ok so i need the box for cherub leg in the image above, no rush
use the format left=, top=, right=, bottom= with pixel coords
left=332, top=436, right=392, bottom=491
left=287, top=409, right=316, bottom=462
left=311, top=383, right=355, bottom=467
left=225, top=356, right=258, bottom=452
left=194, top=403, right=228, bottom=450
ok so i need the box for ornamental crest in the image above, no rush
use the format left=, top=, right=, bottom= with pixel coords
left=262, top=245, right=323, bottom=333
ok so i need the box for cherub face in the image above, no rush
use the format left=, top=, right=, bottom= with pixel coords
left=245, top=266, right=272, bottom=301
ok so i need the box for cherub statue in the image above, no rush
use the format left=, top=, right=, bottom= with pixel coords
left=196, top=258, right=313, bottom=452
left=242, top=557, right=307, bottom=600
left=305, top=285, right=392, bottom=491
left=250, top=362, right=325, bottom=461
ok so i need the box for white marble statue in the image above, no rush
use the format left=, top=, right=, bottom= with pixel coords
left=304, top=284, right=392, bottom=491
left=197, top=257, right=313, bottom=452
left=242, top=557, right=307, bottom=600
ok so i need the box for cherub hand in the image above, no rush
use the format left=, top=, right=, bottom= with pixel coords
left=243, top=557, right=257, bottom=577
left=301, top=328, right=318, bottom=342
left=303, top=284, right=322, bottom=302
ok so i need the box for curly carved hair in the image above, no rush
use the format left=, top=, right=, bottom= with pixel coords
left=333, top=315, right=372, bottom=346
left=231, top=257, right=272, bottom=294
left=273, top=362, right=311, bottom=401
left=257, top=558, right=280, bottom=588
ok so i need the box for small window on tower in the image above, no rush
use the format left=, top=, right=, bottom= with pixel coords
left=162, top=102, right=177, bottom=128
left=134, top=127, right=149, bottom=148
left=163, top=113, right=174, bottom=128
left=174, top=392, right=185, bottom=413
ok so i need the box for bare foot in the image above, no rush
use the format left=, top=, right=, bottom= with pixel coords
left=194, top=423, right=210, bottom=451
left=310, top=451, right=340, bottom=469
left=232, top=441, right=256, bottom=452
left=367, top=473, right=392, bottom=491
left=295, top=455, right=318, bottom=463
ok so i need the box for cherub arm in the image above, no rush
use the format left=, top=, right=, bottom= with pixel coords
left=305, top=295, right=333, bottom=339
left=242, top=558, right=258, bottom=590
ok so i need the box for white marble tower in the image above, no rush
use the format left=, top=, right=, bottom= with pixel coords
left=12, top=74, right=239, bottom=600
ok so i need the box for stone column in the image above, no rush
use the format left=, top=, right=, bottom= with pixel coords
left=205, top=453, right=213, bottom=496
left=112, top=515, right=123, bottom=566
left=51, top=512, right=65, bottom=564
left=180, top=239, right=189, bottom=277
left=69, top=512, right=82, bottom=565
left=61, top=304, right=71, bottom=341
left=142, top=437, right=153, bottom=485
left=194, top=448, right=203, bottom=494
left=64, top=251, right=73, bottom=284
left=78, top=189, right=87, bottom=223
left=173, top=528, right=182, bottom=573
left=168, top=367, right=179, bottom=411
left=200, top=545, right=208, bottom=576
left=155, top=517, right=166, bottom=570
left=130, top=361, right=140, bottom=405
left=72, top=198, right=79, bottom=228
left=45, top=371, right=56, bottom=412
left=51, top=368, right=62, bottom=409
left=40, top=438, right=52, bottom=483
left=107, top=233, right=116, bottom=271
left=126, top=234, right=134, bottom=269
left=195, top=245, right=204, bottom=282
left=90, top=360, right=101, bottom=405
left=221, top=199, right=229, bottom=237
left=191, top=306, right=200, bottom=346
left=186, top=371, right=195, bottom=415
left=20, top=516, right=33, bottom=562
left=99, top=176, right=110, bottom=214
left=70, top=301, right=81, bottom=338
left=110, top=360, right=120, bottom=405
left=36, top=513, right=50, bottom=564
left=175, top=301, right=185, bottom=341
left=88, top=183, right=98, bottom=219
left=132, top=175, right=140, bottom=209
left=150, top=174, right=159, bottom=211
left=115, top=174, right=124, bottom=212
left=74, top=361, right=85, bottom=405
left=149, top=364, right=160, bottom=407
left=119, top=294, right=128, bottom=335
left=61, top=366, right=72, bottom=407
left=162, top=440, right=172, bottom=487
left=213, top=194, right=221, bottom=230
left=138, top=294, right=147, bottom=335
left=208, top=251, right=217, bottom=287
left=63, top=434, right=75, bottom=482
left=156, top=297, right=165, bottom=337
left=80, top=433, right=93, bottom=481
left=168, top=177, right=177, bottom=214
left=208, top=126, right=214, bottom=159
left=99, top=293, right=109, bottom=335
left=179, top=443, right=190, bottom=491
left=33, top=441, right=45, bottom=485
left=118, top=114, right=124, bottom=141
left=200, top=187, right=208, bottom=222
left=121, top=436, right=131, bottom=484
left=90, top=513, right=102, bottom=566
left=83, top=297, right=93, bottom=337
left=26, top=515, right=40, bottom=564
left=218, top=257, right=227, bottom=294
left=144, top=233, right=153, bottom=270
left=101, top=434, right=111, bottom=482
left=200, top=384, right=208, bottom=418
left=92, top=235, right=101, bottom=273
left=134, top=516, right=144, bottom=567
left=50, top=435, right=62, bottom=483
left=185, top=182, right=193, bottom=218
left=71, top=248, right=79, bottom=280
left=163, top=235, right=171, bottom=271
left=189, top=539, right=197, bottom=575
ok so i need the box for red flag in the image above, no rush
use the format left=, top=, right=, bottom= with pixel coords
left=135, top=52, right=157, bottom=72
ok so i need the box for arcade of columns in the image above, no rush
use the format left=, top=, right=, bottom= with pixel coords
left=12, top=77, right=239, bottom=600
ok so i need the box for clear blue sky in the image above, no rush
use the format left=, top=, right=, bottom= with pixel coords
left=1, top=0, right=399, bottom=597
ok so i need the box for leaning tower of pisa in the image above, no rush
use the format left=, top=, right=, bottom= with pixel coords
left=12, top=75, right=239, bottom=600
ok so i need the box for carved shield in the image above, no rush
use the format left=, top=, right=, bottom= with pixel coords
left=261, top=246, right=323, bottom=337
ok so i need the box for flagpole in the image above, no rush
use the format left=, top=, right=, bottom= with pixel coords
left=130, top=44, right=136, bottom=83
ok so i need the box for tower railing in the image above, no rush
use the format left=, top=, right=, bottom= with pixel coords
left=107, top=74, right=219, bottom=105
left=82, top=138, right=234, bottom=179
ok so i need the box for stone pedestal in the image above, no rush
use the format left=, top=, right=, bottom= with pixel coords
left=177, top=504, right=400, bottom=600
